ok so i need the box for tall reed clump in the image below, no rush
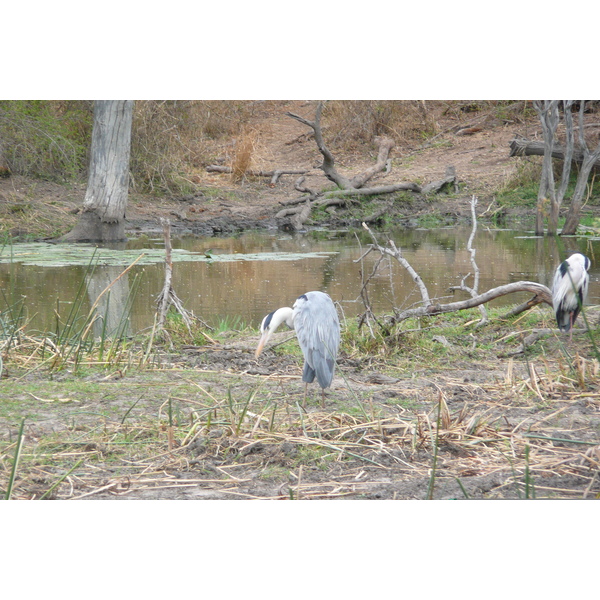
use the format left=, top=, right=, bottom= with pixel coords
left=0, top=253, right=142, bottom=374
left=230, top=129, right=258, bottom=183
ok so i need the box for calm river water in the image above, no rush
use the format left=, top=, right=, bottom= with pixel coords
left=1, top=227, right=598, bottom=335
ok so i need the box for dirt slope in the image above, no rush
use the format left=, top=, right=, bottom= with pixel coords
left=0, top=100, right=542, bottom=239
left=175, top=99, right=536, bottom=232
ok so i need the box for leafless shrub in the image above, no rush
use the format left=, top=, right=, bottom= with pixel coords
left=0, top=101, right=92, bottom=180
left=324, top=100, right=439, bottom=149
left=130, top=101, right=264, bottom=194
left=198, top=101, right=256, bottom=140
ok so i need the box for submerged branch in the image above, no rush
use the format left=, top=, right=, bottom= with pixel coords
left=361, top=222, right=432, bottom=307
left=359, top=205, right=553, bottom=330
left=449, top=195, right=488, bottom=325
left=155, top=219, right=209, bottom=336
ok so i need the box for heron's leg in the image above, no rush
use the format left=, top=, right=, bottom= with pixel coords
left=302, top=382, right=308, bottom=408
left=570, top=313, right=574, bottom=342
left=321, top=388, right=326, bottom=408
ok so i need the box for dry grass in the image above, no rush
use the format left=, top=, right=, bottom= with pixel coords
left=2, top=322, right=600, bottom=500
left=0, top=179, right=80, bottom=238
left=230, top=129, right=258, bottom=183
left=0, top=101, right=92, bottom=181
left=127, top=101, right=270, bottom=194
left=324, top=100, right=440, bottom=149
left=4, top=384, right=598, bottom=500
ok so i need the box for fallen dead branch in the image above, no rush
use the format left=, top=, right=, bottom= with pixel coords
left=357, top=198, right=553, bottom=330
left=275, top=195, right=363, bottom=231
left=509, top=137, right=600, bottom=169
left=289, top=198, right=312, bottom=231
left=394, top=269, right=550, bottom=325
left=421, top=166, right=458, bottom=196
left=286, top=101, right=422, bottom=195
left=206, top=165, right=309, bottom=186
left=272, top=102, right=438, bottom=230
left=323, top=182, right=421, bottom=197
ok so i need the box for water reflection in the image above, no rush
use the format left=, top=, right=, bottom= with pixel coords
left=86, top=266, right=133, bottom=339
left=1, top=227, right=599, bottom=334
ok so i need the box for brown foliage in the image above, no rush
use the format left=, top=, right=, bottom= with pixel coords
left=130, top=101, right=266, bottom=193
left=324, top=100, right=439, bottom=149
left=230, top=129, right=258, bottom=183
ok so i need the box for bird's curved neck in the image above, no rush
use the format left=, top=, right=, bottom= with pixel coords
left=269, top=307, right=294, bottom=332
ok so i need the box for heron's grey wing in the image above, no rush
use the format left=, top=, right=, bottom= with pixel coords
left=294, top=292, right=340, bottom=389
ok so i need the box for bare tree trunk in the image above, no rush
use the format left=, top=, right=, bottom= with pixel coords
left=562, top=102, right=600, bottom=235
left=555, top=101, right=575, bottom=216
left=533, top=101, right=559, bottom=235
left=61, top=100, right=134, bottom=243
left=527, top=101, right=600, bottom=236
left=562, top=151, right=599, bottom=233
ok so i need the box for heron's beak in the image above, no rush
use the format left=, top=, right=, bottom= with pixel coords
left=255, top=331, right=269, bottom=359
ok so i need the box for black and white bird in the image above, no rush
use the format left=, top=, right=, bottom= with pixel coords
left=255, top=291, right=340, bottom=406
left=552, top=253, right=591, bottom=336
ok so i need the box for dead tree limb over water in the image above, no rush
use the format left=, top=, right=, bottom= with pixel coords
left=357, top=196, right=553, bottom=332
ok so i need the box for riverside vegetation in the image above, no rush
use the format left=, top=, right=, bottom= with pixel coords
left=1, top=101, right=600, bottom=499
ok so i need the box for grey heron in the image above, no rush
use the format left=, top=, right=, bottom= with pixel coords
left=255, top=291, right=340, bottom=406
left=552, top=252, right=591, bottom=337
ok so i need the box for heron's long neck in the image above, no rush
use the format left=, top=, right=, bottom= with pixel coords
left=270, top=307, right=294, bottom=332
